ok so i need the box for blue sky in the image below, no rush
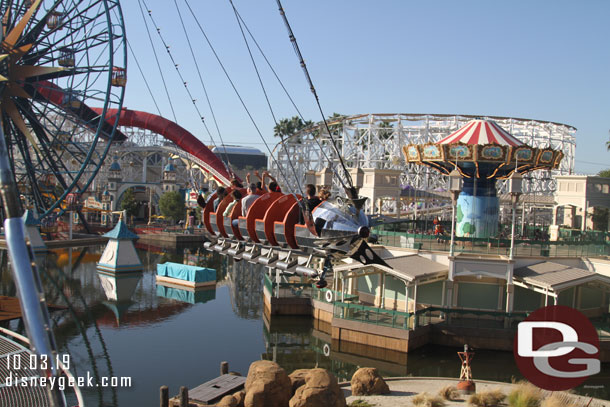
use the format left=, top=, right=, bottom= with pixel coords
left=121, top=1, right=610, bottom=174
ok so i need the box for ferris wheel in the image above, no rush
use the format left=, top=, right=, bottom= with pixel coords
left=0, top=0, right=126, bottom=218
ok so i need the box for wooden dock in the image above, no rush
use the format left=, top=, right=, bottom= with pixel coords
left=168, top=374, right=246, bottom=406
left=162, top=362, right=245, bottom=407
left=0, top=296, right=65, bottom=323
left=137, top=232, right=205, bottom=246
left=0, top=235, right=108, bottom=250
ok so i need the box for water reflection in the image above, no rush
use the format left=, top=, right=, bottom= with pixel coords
left=1, top=244, right=608, bottom=406
left=156, top=284, right=216, bottom=304
left=228, top=260, right=263, bottom=320
left=36, top=248, right=119, bottom=407
left=262, top=314, right=409, bottom=382
left=98, top=271, right=143, bottom=326
left=1, top=244, right=219, bottom=407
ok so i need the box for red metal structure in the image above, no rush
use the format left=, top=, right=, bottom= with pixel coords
left=457, top=344, right=476, bottom=394
left=92, top=108, right=235, bottom=186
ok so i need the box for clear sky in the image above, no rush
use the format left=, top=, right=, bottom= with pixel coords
left=120, top=1, right=610, bottom=175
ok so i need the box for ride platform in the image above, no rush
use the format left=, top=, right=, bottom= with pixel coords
left=0, top=296, right=65, bottom=323
left=156, top=262, right=216, bottom=289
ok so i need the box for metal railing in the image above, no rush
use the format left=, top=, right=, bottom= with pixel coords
left=373, top=229, right=609, bottom=257
left=263, top=273, right=313, bottom=299
left=333, top=302, right=414, bottom=330
left=417, top=306, right=529, bottom=330
left=311, top=286, right=358, bottom=303
left=264, top=274, right=361, bottom=302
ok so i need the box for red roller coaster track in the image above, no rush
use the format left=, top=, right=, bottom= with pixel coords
left=34, top=81, right=235, bottom=186
left=92, top=108, right=234, bottom=186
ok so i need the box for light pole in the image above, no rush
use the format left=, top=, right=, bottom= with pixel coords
left=508, top=171, right=523, bottom=260
left=449, top=169, right=463, bottom=257
left=147, top=187, right=153, bottom=225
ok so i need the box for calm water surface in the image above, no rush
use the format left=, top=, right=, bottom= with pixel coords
left=0, top=244, right=607, bottom=406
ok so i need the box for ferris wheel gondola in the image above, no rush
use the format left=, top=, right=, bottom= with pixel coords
left=0, top=0, right=126, bottom=218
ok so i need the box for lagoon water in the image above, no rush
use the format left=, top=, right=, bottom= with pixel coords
left=0, top=245, right=607, bottom=406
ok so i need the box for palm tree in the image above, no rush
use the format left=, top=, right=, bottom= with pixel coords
left=273, top=117, right=296, bottom=139
left=273, top=116, right=314, bottom=143
left=326, top=112, right=345, bottom=136
left=378, top=120, right=393, bottom=140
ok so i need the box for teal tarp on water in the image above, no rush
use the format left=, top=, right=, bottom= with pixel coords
left=156, top=285, right=216, bottom=304
left=157, top=262, right=216, bottom=283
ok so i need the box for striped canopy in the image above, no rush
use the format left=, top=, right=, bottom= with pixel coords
left=437, top=119, right=524, bottom=146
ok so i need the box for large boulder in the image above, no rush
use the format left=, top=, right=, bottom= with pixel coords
left=288, top=369, right=310, bottom=394
left=350, top=367, right=390, bottom=396
left=217, top=394, right=238, bottom=407
left=289, top=368, right=346, bottom=407
left=233, top=390, right=245, bottom=407
left=244, top=360, right=292, bottom=407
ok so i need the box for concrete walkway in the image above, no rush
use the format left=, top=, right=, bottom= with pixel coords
left=340, top=377, right=610, bottom=407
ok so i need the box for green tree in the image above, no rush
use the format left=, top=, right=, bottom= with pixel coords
left=378, top=120, right=393, bottom=140
left=273, top=116, right=313, bottom=140
left=120, top=188, right=138, bottom=218
left=159, top=191, right=185, bottom=222
left=598, top=169, right=610, bottom=178
left=326, top=112, right=345, bottom=136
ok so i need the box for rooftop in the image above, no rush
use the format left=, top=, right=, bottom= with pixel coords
left=103, top=220, right=139, bottom=240
left=514, top=261, right=610, bottom=291
left=336, top=251, right=448, bottom=284
left=212, top=145, right=265, bottom=156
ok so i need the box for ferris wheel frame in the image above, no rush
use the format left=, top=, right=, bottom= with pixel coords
left=0, top=0, right=127, bottom=218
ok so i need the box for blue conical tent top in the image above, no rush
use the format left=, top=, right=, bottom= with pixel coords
left=22, top=210, right=40, bottom=226
left=103, top=220, right=138, bottom=240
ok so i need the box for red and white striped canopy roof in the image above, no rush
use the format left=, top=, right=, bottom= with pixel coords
left=437, top=119, right=524, bottom=146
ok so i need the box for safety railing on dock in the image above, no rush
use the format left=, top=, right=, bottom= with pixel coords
left=330, top=303, right=533, bottom=331
left=263, top=274, right=358, bottom=303
left=372, top=229, right=610, bottom=257
left=417, top=307, right=529, bottom=330
left=312, top=287, right=358, bottom=303
left=333, top=302, right=415, bottom=330
left=263, top=273, right=313, bottom=299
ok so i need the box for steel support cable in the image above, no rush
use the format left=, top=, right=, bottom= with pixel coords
left=232, top=8, right=345, bottom=192
left=136, top=0, right=178, bottom=124
left=127, top=40, right=162, bottom=116
left=141, top=0, right=236, bottom=180
left=172, top=0, right=234, bottom=175
left=274, top=0, right=355, bottom=195
left=233, top=8, right=304, bottom=120
left=181, top=0, right=295, bottom=192
left=227, top=0, right=303, bottom=196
